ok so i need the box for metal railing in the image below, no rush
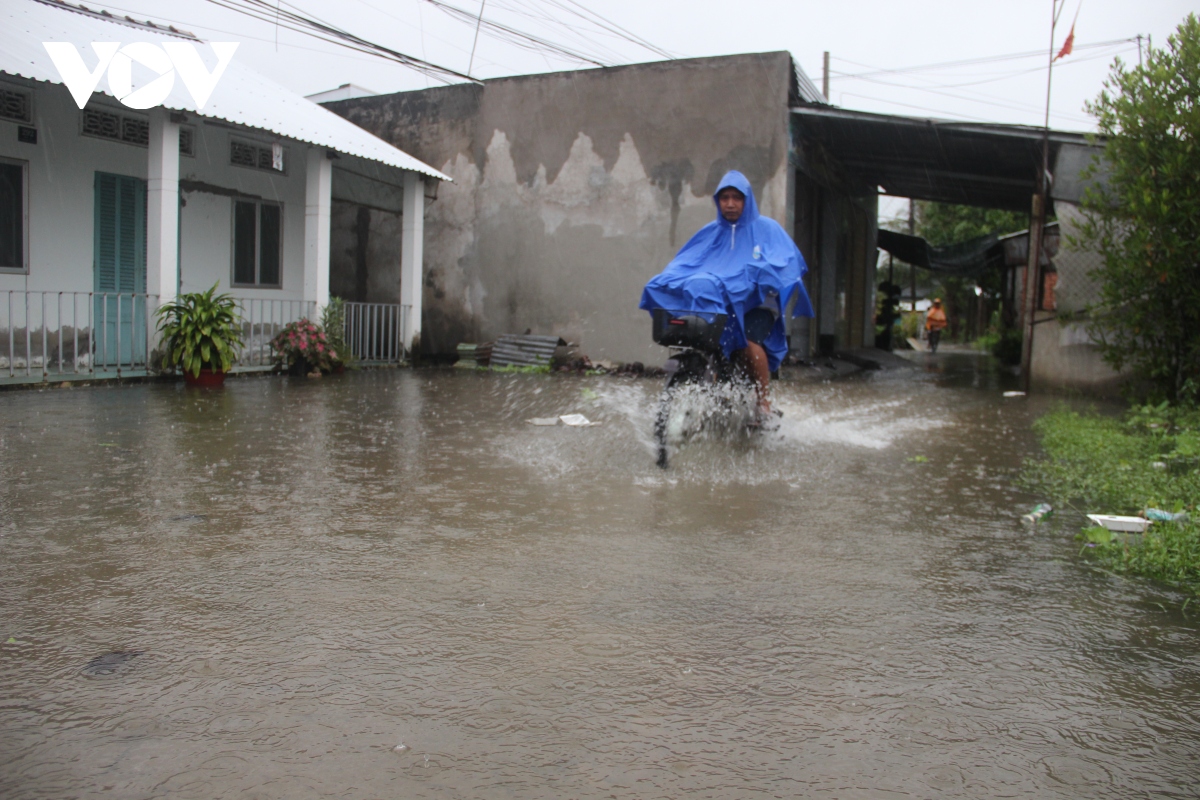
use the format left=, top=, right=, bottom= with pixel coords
left=1, top=290, right=158, bottom=381
left=231, top=297, right=318, bottom=369
left=343, top=302, right=409, bottom=364
left=0, top=291, right=409, bottom=382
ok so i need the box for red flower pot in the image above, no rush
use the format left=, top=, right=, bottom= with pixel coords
left=183, top=368, right=228, bottom=388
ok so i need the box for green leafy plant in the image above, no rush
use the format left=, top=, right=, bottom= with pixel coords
left=270, top=318, right=340, bottom=374
left=155, top=285, right=244, bottom=378
left=1073, top=14, right=1200, bottom=405
left=1023, top=405, right=1200, bottom=594
left=320, top=297, right=354, bottom=367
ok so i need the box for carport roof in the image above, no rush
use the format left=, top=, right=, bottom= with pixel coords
left=791, top=105, right=1094, bottom=211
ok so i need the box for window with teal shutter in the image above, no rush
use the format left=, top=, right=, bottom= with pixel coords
left=93, top=172, right=147, bottom=367
left=94, top=173, right=145, bottom=294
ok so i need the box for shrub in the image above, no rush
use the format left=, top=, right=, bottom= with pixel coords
left=270, top=318, right=341, bottom=374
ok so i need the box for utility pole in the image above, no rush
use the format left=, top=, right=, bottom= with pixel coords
left=468, top=0, right=487, bottom=77
left=908, top=199, right=916, bottom=312
left=822, top=51, right=830, bottom=101
left=1021, top=0, right=1062, bottom=393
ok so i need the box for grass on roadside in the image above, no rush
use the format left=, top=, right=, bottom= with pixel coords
left=1023, top=404, right=1200, bottom=595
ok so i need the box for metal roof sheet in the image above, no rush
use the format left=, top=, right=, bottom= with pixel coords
left=791, top=104, right=1096, bottom=211
left=490, top=334, right=565, bottom=368
left=3, top=0, right=449, bottom=181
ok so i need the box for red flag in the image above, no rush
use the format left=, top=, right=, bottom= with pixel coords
left=1054, top=23, right=1076, bottom=61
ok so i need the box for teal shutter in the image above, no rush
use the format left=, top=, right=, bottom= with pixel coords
left=94, top=174, right=117, bottom=292
left=94, top=173, right=148, bottom=369
left=94, top=173, right=146, bottom=293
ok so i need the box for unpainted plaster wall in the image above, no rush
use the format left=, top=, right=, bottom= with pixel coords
left=328, top=53, right=794, bottom=362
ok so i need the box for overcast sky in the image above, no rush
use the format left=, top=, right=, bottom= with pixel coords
left=99, top=0, right=1192, bottom=128
left=94, top=0, right=1192, bottom=221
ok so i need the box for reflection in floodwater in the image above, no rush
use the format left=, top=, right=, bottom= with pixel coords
left=0, top=357, right=1197, bottom=798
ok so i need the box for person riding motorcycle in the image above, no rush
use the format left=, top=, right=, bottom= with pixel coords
left=639, top=170, right=814, bottom=420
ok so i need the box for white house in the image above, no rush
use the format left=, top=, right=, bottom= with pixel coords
left=0, top=0, right=448, bottom=383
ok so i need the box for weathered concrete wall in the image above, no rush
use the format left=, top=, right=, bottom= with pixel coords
left=1030, top=311, right=1127, bottom=397
left=327, top=53, right=794, bottom=362
left=1030, top=202, right=1127, bottom=396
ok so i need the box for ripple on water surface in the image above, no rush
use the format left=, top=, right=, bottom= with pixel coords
left=0, top=364, right=1197, bottom=798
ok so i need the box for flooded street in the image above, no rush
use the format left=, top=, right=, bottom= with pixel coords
left=1, top=357, right=1198, bottom=798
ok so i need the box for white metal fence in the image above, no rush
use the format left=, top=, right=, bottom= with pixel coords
left=0, top=291, right=408, bottom=383
left=344, top=302, right=409, bottom=364
left=0, top=290, right=157, bottom=380
left=231, top=297, right=318, bottom=369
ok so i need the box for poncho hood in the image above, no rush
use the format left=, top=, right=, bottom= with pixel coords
left=713, top=170, right=760, bottom=227
left=639, top=170, right=814, bottom=371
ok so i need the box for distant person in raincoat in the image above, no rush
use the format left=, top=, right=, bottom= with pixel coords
left=639, top=171, right=814, bottom=420
left=925, top=297, right=948, bottom=353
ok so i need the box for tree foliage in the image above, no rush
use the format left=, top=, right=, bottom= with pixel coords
left=914, top=202, right=1026, bottom=340
left=1075, top=14, right=1200, bottom=404
left=916, top=202, right=1025, bottom=249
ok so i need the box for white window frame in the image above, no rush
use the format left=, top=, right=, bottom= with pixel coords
left=230, top=198, right=283, bottom=289
left=0, top=156, right=29, bottom=275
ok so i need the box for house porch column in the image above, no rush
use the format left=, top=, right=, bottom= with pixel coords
left=304, top=147, right=333, bottom=313
left=399, top=171, right=424, bottom=354
left=146, top=108, right=179, bottom=310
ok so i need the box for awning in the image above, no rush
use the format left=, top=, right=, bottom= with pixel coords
left=877, top=223, right=1059, bottom=275
left=877, top=229, right=1004, bottom=275
left=792, top=105, right=1097, bottom=212
left=3, top=0, right=449, bottom=181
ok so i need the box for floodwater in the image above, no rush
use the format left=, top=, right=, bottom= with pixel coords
left=1, top=355, right=1197, bottom=799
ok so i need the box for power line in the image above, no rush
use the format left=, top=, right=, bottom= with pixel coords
left=832, top=37, right=1140, bottom=79
left=830, top=46, right=1134, bottom=124
left=537, top=0, right=675, bottom=60
left=205, top=0, right=479, bottom=83
left=418, top=0, right=608, bottom=67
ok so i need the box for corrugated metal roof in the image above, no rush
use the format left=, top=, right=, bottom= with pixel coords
left=3, top=0, right=449, bottom=181
left=490, top=335, right=565, bottom=368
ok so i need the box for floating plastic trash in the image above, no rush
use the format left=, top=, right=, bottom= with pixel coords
left=1022, top=503, right=1052, bottom=524
left=1003, top=391, right=1026, bottom=397
left=526, top=418, right=560, bottom=426
left=1086, top=514, right=1152, bottom=533
left=1144, top=508, right=1189, bottom=523
left=559, top=414, right=597, bottom=427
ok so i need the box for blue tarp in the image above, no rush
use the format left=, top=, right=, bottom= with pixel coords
left=639, top=171, right=814, bottom=371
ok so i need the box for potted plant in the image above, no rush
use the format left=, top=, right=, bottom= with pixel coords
left=155, top=285, right=244, bottom=387
left=270, top=318, right=341, bottom=376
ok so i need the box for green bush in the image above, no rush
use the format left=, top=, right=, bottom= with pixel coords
left=1023, top=405, right=1200, bottom=594
left=974, top=329, right=1022, bottom=365
left=321, top=298, right=354, bottom=367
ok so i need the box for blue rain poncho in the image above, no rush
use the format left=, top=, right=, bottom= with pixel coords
left=639, top=170, right=814, bottom=371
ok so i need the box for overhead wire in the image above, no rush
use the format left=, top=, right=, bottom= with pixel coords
left=204, top=0, right=478, bottom=83
left=417, top=0, right=608, bottom=67
left=487, top=0, right=632, bottom=64
left=826, top=38, right=1140, bottom=128
left=831, top=37, right=1139, bottom=79
left=832, top=47, right=1134, bottom=125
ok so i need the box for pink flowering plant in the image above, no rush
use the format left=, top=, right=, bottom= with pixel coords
left=270, top=318, right=341, bottom=373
